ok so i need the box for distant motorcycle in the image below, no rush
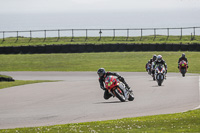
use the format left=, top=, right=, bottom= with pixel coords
left=146, top=62, right=152, bottom=75
left=105, top=76, right=134, bottom=102
left=179, top=60, right=188, bottom=77
left=155, top=64, right=166, bottom=86
left=152, top=62, right=156, bottom=81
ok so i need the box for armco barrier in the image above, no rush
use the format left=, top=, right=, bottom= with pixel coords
left=197, top=44, right=200, bottom=51
left=188, top=44, right=197, bottom=51
left=0, top=44, right=200, bottom=54
left=165, top=44, right=173, bottom=51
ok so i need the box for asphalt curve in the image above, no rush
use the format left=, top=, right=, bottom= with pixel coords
left=0, top=72, right=199, bottom=129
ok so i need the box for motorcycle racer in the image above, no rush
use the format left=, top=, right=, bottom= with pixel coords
left=153, top=55, right=168, bottom=79
left=145, top=61, right=150, bottom=72
left=178, top=53, right=189, bottom=68
left=97, top=68, right=131, bottom=100
left=149, top=54, right=157, bottom=65
left=149, top=55, right=157, bottom=79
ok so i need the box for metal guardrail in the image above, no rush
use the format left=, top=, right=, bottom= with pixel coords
left=0, top=26, right=200, bottom=43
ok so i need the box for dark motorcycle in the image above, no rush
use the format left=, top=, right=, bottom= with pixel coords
left=146, top=62, right=152, bottom=75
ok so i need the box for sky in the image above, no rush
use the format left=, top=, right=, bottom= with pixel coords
left=1, top=0, right=200, bottom=14
left=0, top=0, right=200, bottom=32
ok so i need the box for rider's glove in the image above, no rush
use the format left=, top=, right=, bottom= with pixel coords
left=118, top=76, right=124, bottom=81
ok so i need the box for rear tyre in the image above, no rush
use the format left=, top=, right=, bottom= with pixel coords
left=114, top=88, right=126, bottom=102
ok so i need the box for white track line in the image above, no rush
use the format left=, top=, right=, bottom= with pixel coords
left=193, top=76, right=200, bottom=110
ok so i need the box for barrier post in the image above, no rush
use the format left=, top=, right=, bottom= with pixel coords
left=85, top=29, right=88, bottom=41
left=126, top=29, right=129, bottom=41
left=113, top=29, right=115, bottom=41
left=140, top=29, right=143, bottom=41
left=167, top=28, right=169, bottom=40
left=43, top=30, right=46, bottom=42
left=29, top=30, right=32, bottom=42
left=2, top=31, right=5, bottom=42
left=153, top=28, right=156, bottom=41
left=71, top=29, right=74, bottom=41
left=15, top=31, right=18, bottom=43
left=98, top=29, right=102, bottom=41
left=193, top=27, right=195, bottom=40
left=57, top=29, right=60, bottom=42
left=180, top=28, right=182, bottom=40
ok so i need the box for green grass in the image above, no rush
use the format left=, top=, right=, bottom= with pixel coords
left=0, top=74, right=13, bottom=79
left=0, top=35, right=200, bottom=46
left=1, top=109, right=200, bottom=132
left=0, top=52, right=199, bottom=73
left=0, top=80, right=56, bottom=89
left=0, top=51, right=199, bottom=132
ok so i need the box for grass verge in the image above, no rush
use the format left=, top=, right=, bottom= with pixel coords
left=0, top=51, right=200, bottom=73
left=0, top=109, right=200, bottom=132
left=0, top=35, right=200, bottom=46
left=0, top=80, right=56, bottom=89
left=0, top=74, right=14, bottom=81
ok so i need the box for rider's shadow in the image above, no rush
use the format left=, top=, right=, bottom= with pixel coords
left=94, top=101, right=123, bottom=104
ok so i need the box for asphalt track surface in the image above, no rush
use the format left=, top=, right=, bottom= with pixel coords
left=0, top=72, right=199, bottom=129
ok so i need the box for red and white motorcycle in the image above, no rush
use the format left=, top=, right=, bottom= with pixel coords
left=155, top=64, right=166, bottom=86
left=105, top=76, right=134, bottom=102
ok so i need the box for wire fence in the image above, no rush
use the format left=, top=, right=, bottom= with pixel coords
left=0, top=26, right=200, bottom=43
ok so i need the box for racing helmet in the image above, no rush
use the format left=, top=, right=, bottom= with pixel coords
left=157, top=55, right=162, bottom=62
left=182, top=53, right=185, bottom=58
left=153, top=54, right=157, bottom=61
left=97, top=68, right=106, bottom=77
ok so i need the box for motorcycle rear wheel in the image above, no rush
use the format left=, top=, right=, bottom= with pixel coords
left=114, top=88, right=126, bottom=102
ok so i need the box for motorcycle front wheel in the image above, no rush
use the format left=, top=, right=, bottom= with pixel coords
left=128, top=91, right=134, bottom=101
left=157, top=74, right=163, bottom=86
left=181, top=69, right=186, bottom=77
left=114, top=88, right=126, bottom=102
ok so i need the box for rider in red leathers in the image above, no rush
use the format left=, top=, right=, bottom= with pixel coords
left=97, top=68, right=131, bottom=100
left=178, top=53, right=189, bottom=68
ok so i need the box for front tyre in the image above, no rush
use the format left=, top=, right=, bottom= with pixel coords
left=181, top=69, right=186, bottom=77
left=114, top=88, right=126, bottom=102
left=128, top=91, right=134, bottom=101
left=158, top=81, right=162, bottom=86
left=157, top=74, right=163, bottom=86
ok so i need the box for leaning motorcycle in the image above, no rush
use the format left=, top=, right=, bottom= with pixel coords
left=155, top=64, right=166, bottom=86
left=179, top=60, right=187, bottom=77
left=105, top=76, right=134, bottom=102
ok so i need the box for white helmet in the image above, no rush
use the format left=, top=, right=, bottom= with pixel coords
left=157, top=55, right=162, bottom=62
